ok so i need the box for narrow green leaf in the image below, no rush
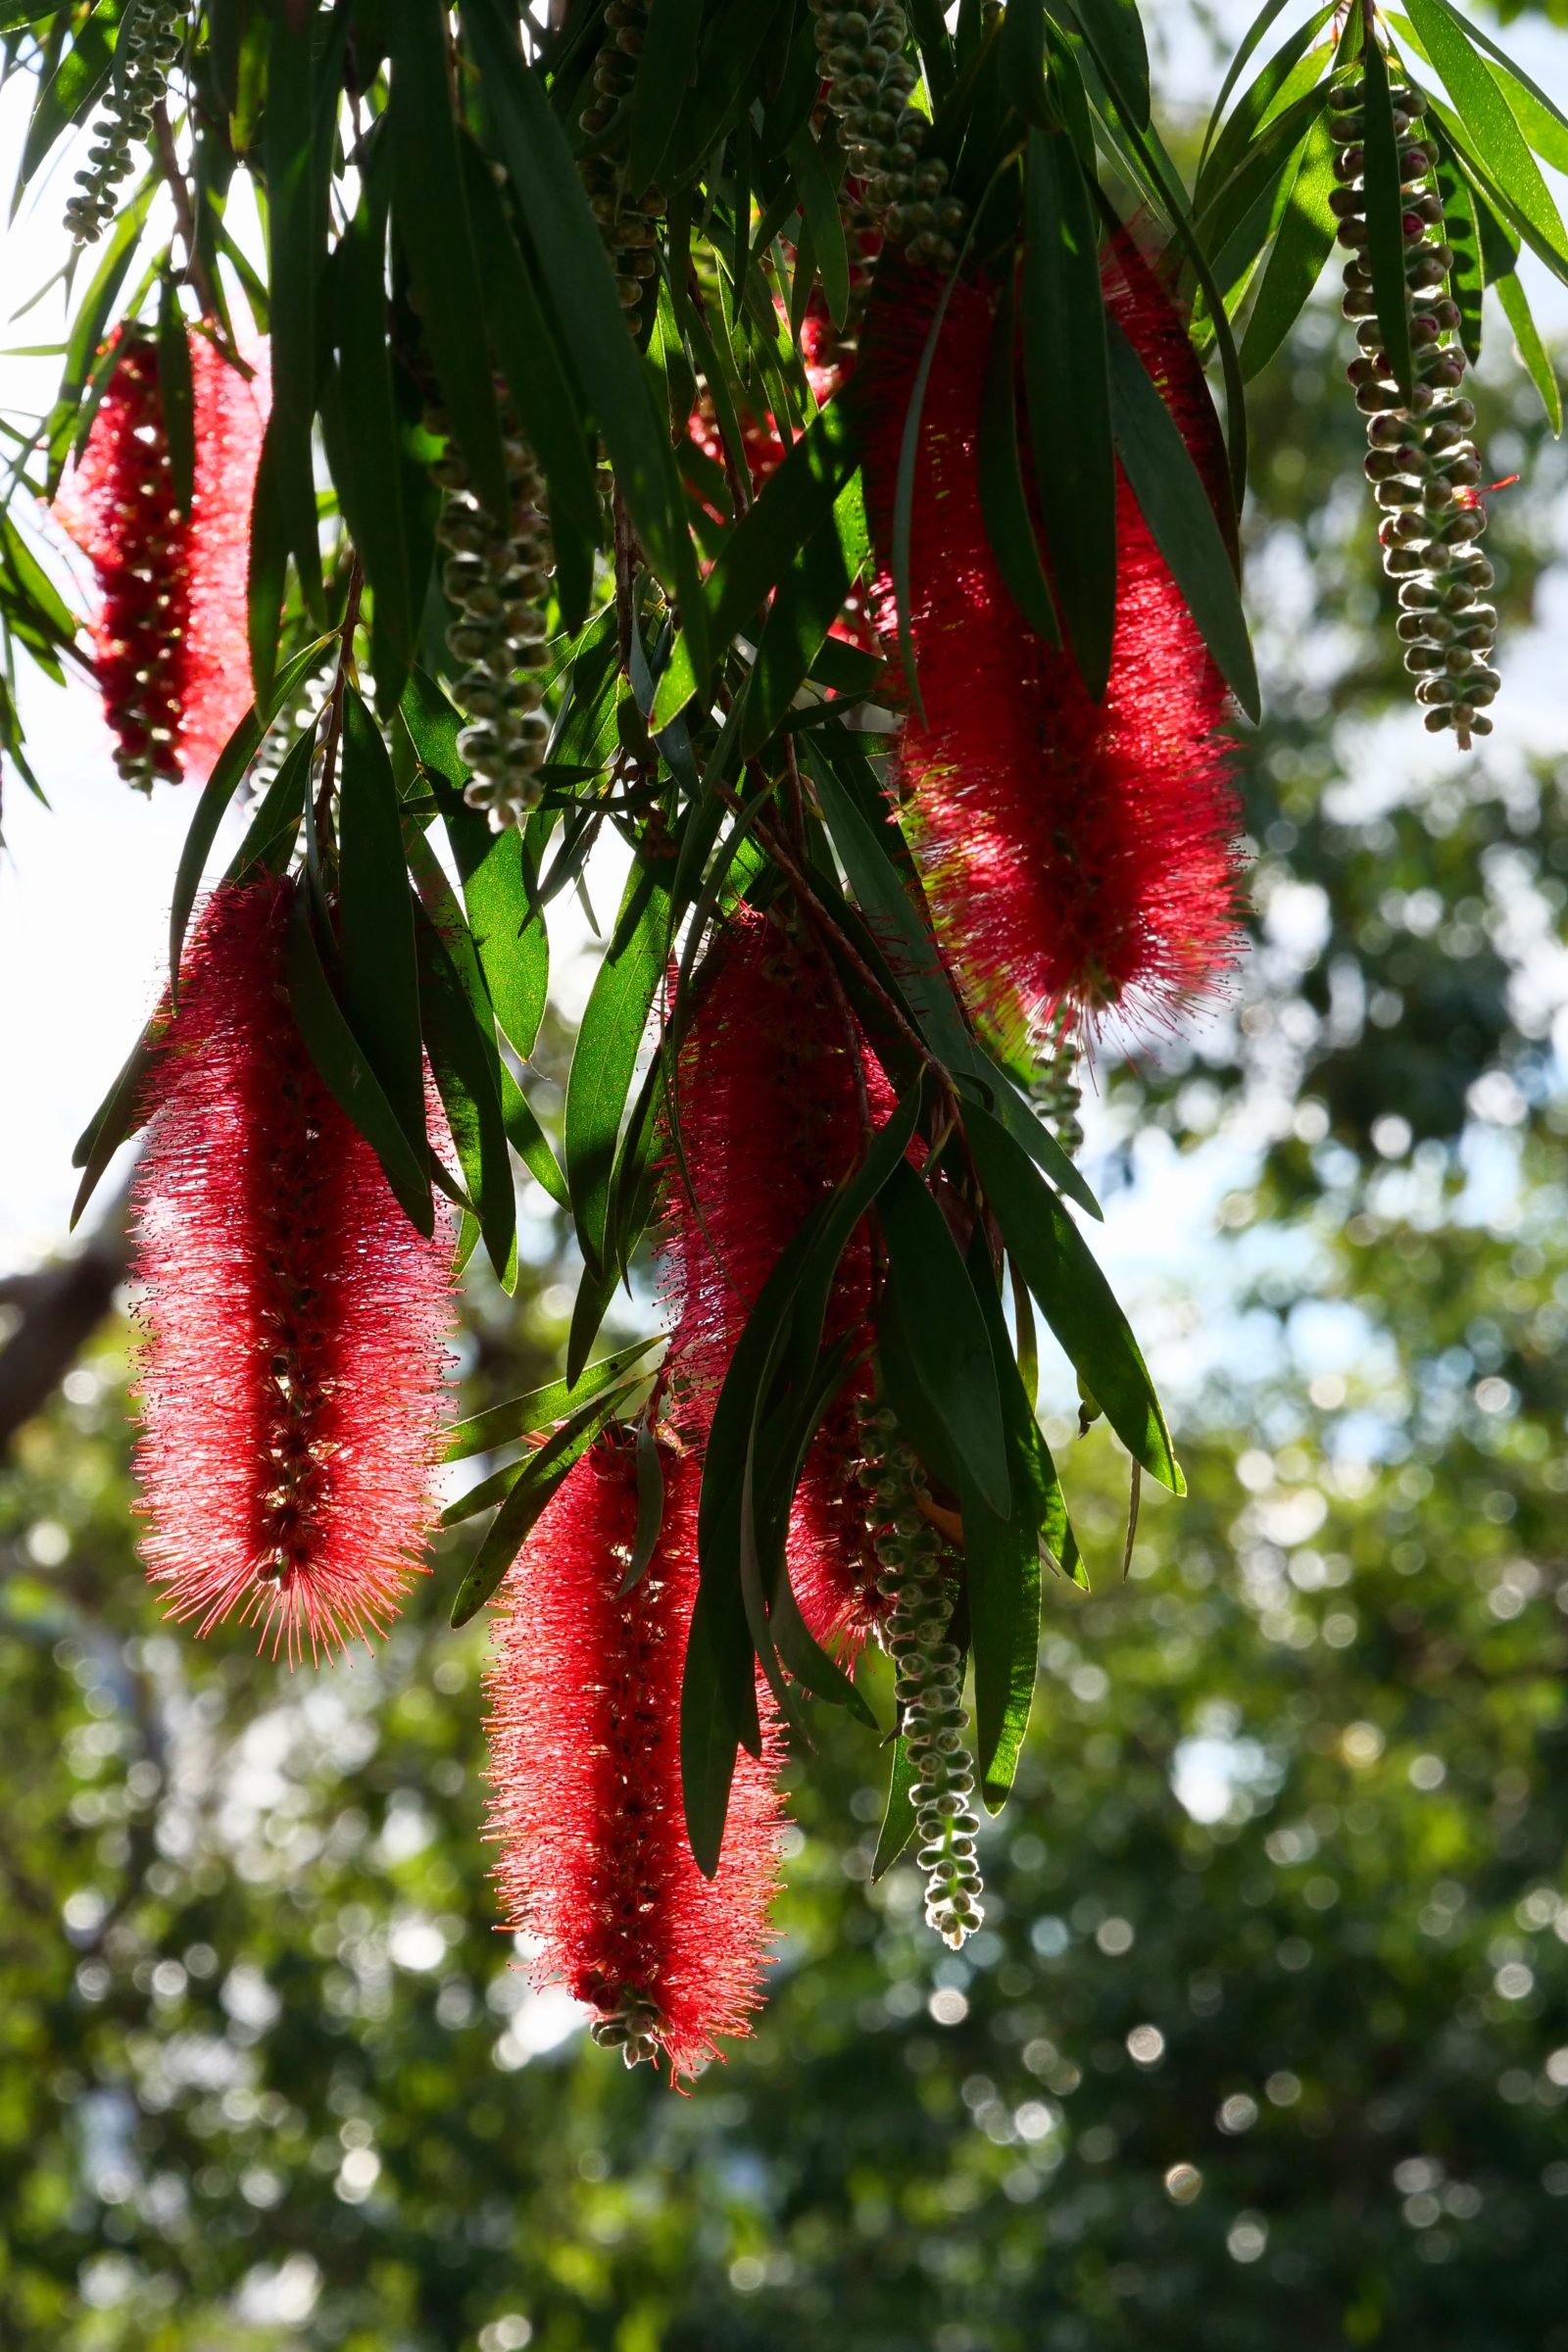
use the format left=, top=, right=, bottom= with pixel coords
left=628, top=0, right=702, bottom=191
left=1433, top=129, right=1483, bottom=366
left=785, top=120, right=852, bottom=328
left=807, top=739, right=1102, bottom=1219
left=1075, top=0, right=1151, bottom=130
left=448, top=1390, right=628, bottom=1629
left=414, top=901, right=517, bottom=1290
left=398, top=671, right=553, bottom=1057
left=739, top=473, right=866, bottom=754
left=447, top=1337, right=662, bottom=1460
left=707, top=393, right=861, bottom=658
left=966, top=1101, right=1182, bottom=1493
left=457, top=135, right=601, bottom=629
left=466, top=0, right=700, bottom=641
left=283, top=885, right=435, bottom=1239
left=500, top=1063, right=568, bottom=1204
left=385, top=0, right=507, bottom=516
left=1106, top=318, right=1260, bottom=720
left=1022, top=128, right=1116, bottom=697
left=976, top=276, right=1060, bottom=646
left=1238, top=112, right=1338, bottom=381
left=999, top=0, right=1049, bottom=122
left=326, top=181, right=417, bottom=683
left=1402, top=0, right=1568, bottom=275
left=338, top=690, right=426, bottom=1156
left=157, top=280, right=194, bottom=516
left=1196, top=1, right=1337, bottom=213
left=246, top=429, right=288, bottom=710
left=870, top=1736, right=919, bottom=1879
left=168, top=637, right=331, bottom=987
left=1495, top=266, right=1562, bottom=436
left=1359, top=34, right=1416, bottom=406
left=618, top=1418, right=667, bottom=1596
left=264, top=0, right=328, bottom=614
left=963, top=1233, right=1052, bottom=1808
left=564, top=850, right=676, bottom=1273
left=878, top=1163, right=1010, bottom=1516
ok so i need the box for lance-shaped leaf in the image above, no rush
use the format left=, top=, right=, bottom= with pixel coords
left=739, top=469, right=868, bottom=754
left=978, top=276, right=1061, bottom=645
left=877, top=1163, right=1010, bottom=1516
left=1402, top=0, right=1568, bottom=279
left=284, top=887, right=435, bottom=1239
left=1238, top=111, right=1338, bottom=382
left=1074, top=0, right=1152, bottom=130
left=325, top=178, right=420, bottom=693
left=965, top=1101, right=1183, bottom=1494
left=447, top=1336, right=662, bottom=1461
left=1022, top=127, right=1116, bottom=698
left=264, top=0, right=330, bottom=615
left=1360, top=31, right=1416, bottom=405
left=385, top=0, right=508, bottom=518
left=628, top=0, right=702, bottom=192
left=156, top=276, right=194, bottom=516
left=1105, top=317, right=1261, bottom=720
left=448, top=1387, right=633, bottom=1629
left=338, top=689, right=426, bottom=1159
left=564, top=848, right=677, bottom=1275
left=413, top=896, right=516, bottom=1290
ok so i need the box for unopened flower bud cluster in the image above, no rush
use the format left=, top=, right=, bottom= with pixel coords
left=578, top=0, right=663, bottom=328
left=858, top=1399, right=984, bottom=1948
left=1331, top=68, right=1499, bottom=746
left=433, top=409, right=554, bottom=832
left=65, top=0, right=183, bottom=244
left=809, top=0, right=965, bottom=270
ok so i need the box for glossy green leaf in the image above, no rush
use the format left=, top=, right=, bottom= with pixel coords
left=618, top=1418, right=668, bottom=1597
left=977, top=276, right=1060, bottom=646
left=1401, top=0, right=1568, bottom=278
left=168, top=637, right=331, bottom=989
left=1196, top=1, right=1337, bottom=213
left=156, top=280, right=194, bottom=517
left=870, top=1735, right=919, bottom=1879
left=564, top=850, right=676, bottom=1275
left=284, top=885, right=435, bottom=1238
left=338, top=689, right=426, bottom=1158
left=739, top=472, right=866, bottom=754
left=1074, top=0, right=1151, bottom=130
left=448, top=1390, right=628, bottom=1629
left=246, top=429, right=288, bottom=710
left=806, top=739, right=1102, bottom=1219
left=1022, top=128, right=1116, bottom=699
left=414, top=899, right=516, bottom=1290
left=1238, top=112, right=1338, bottom=381
left=264, top=0, right=329, bottom=615
left=385, top=0, right=507, bottom=518
left=1433, top=128, right=1484, bottom=366
left=1359, top=34, right=1416, bottom=407
left=466, top=0, right=700, bottom=643
left=500, top=1062, right=567, bottom=1205
left=325, top=181, right=418, bottom=687
left=457, top=134, right=601, bottom=630
left=1106, top=318, right=1260, bottom=721
left=448, top=1337, right=662, bottom=1461
left=878, top=1164, right=1009, bottom=1517
left=706, top=394, right=861, bottom=667
left=785, top=120, right=851, bottom=328
left=1495, top=262, right=1562, bottom=437
left=966, top=1102, right=1182, bottom=1494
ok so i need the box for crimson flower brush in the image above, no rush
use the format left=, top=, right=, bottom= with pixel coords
left=861, top=242, right=1243, bottom=1054
left=484, top=1437, right=784, bottom=2078
left=130, top=875, right=452, bottom=1662
left=55, top=327, right=269, bottom=789
left=660, top=906, right=889, bottom=1651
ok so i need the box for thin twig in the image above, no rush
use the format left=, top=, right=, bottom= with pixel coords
left=150, top=98, right=219, bottom=321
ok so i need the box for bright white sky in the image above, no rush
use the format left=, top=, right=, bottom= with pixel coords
left=2, top=8, right=1567, bottom=1430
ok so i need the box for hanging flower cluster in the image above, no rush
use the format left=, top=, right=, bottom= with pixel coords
left=131, top=876, right=452, bottom=1664
left=55, top=329, right=268, bottom=790
left=1330, top=64, right=1499, bottom=744
left=485, top=1440, right=784, bottom=2079
left=860, top=244, right=1243, bottom=1058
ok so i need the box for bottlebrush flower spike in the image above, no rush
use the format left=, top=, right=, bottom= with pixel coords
left=484, top=1438, right=784, bottom=2079
left=660, top=905, right=887, bottom=1650
left=130, top=874, right=451, bottom=1662
left=860, top=243, right=1243, bottom=1054
left=54, top=327, right=269, bottom=790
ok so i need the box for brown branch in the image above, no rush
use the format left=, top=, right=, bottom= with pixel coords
left=0, top=1186, right=132, bottom=1456
left=150, top=98, right=219, bottom=322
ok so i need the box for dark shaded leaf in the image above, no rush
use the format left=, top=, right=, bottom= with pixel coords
left=966, top=1101, right=1181, bottom=1494
left=413, top=897, right=516, bottom=1289
left=977, top=276, right=1060, bottom=645
left=564, top=847, right=676, bottom=1274
left=1022, top=127, right=1116, bottom=698
left=157, top=279, right=194, bottom=516
left=1238, top=111, right=1338, bottom=381
left=618, top=1417, right=667, bottom=1596
left=870, top=1735, right=919, bottom=1878
left=1360, top=30, right=1416, bottom=405
left=338, top=689, right=426, bottom=1156
left=878, top=1163, right=1009, bottom=1516
left=264, top=1, right=330, bottom=614
left=448, top=1337, right=662, bottom=1461
left=448, top=1389, right=629, bottom=1628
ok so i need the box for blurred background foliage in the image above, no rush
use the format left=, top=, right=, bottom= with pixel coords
left=7, top=31, right=1568, bottom=2352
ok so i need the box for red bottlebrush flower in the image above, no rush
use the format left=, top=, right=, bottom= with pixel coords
left=130, top=874, right=452, bottom=1662
left=54, top=328, right=269, bottom=789
left=860, top=244, right=1243, bottom=1053
left=658, top=906, right=888, bottom=1650
left=484, top=1437, right=784, bottom=2080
